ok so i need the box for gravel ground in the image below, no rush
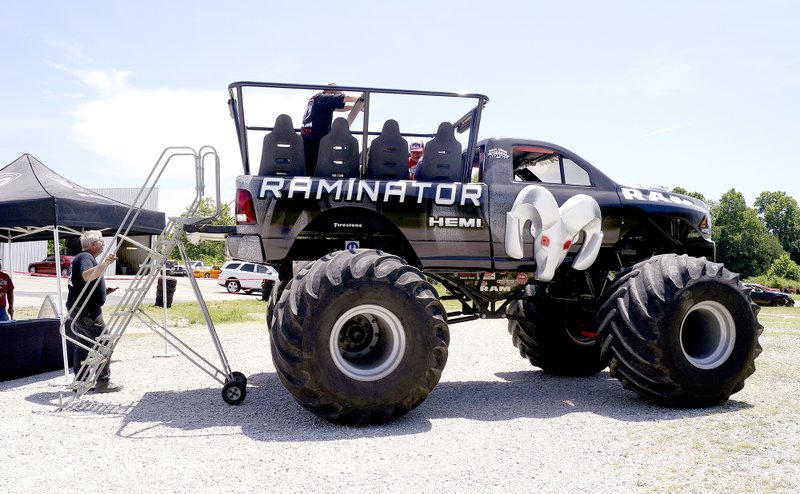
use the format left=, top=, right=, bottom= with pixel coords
left=1, top=317, right=799, bottom=493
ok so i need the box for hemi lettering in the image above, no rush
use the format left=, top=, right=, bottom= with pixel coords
left=259, top=177, right=285, bottom=199
left=428, top=216, right=483, bottom=228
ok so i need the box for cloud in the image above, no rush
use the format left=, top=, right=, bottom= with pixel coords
left=69, top=84, right=239, bottom=215
left=639, top=122, right=694, bottom=139
left=46, top=62, right=131, bottom=93
left=65, top=68, right=311, bottom=216
left=47, top=39, right=91, bottom=63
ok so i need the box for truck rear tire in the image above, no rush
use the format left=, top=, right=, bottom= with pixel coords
left=267, top=261, right=315, bottom=329
left=508, top=290, right=606, bottom=376
left=270, top=249, right=449, bottom=425
left=597, top=254, right=763, bottom=407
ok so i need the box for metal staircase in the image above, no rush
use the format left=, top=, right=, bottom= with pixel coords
left=59, top=146, right=247, bottom=410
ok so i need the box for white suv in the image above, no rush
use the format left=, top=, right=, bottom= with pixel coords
left=218, top=261, right=279, bottom=294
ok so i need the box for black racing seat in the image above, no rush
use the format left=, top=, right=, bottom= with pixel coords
left=365, top=119, right=409, bottom=180
left=315, top=117, right=360, bottom=179
left=258, top=114, right=305, bottom=176
left=414, top=122, right=463, bottom=182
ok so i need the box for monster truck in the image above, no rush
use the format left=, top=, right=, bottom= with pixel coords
left=225, top=82, right=762, bottom=425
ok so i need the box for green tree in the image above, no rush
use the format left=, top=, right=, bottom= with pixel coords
left=712, top=189, right=784, bottom=277
left=766, top=253, right=800, bottom=281
left=169, top=197, right=234, bottom=266
left=754, top=191, right=800, bottom=259
left=670, top=186, right=707, bottom=203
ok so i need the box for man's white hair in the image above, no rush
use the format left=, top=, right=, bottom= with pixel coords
left=80, top=230, right=103, bottom=249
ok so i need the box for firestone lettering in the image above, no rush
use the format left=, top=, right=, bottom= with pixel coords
left=259, top=177, right=483, bottom=207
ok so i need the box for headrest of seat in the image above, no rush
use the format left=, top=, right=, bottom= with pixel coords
left=381, top=119, right=401, bottom=135
left=274, top=113, right=294, bottom=131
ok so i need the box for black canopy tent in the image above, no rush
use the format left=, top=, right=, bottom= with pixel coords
left=0, top=153, right=165, bottom=242
left=0, top=153, right=166, bottom=381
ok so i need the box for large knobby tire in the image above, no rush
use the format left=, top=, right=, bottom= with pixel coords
left=508, top=290, right=607, bottom=376
left=267, top=261, right=315, bottom=330
left=597, top=254, right=763, bottom=407
left=270, top=249, right=449, bottom=425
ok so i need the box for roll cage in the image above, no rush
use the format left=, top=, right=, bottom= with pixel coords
left=227, top=81, right=489, bottom=180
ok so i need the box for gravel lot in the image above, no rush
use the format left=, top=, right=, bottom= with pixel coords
left=1, top=314, right=799, bottom=493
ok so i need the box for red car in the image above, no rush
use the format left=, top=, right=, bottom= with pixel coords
left=28, top=255, right=74, bottom=276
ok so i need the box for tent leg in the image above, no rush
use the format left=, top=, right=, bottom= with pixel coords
left=54, top=228, right=70, bottom=382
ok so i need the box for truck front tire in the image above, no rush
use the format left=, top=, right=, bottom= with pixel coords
left=597, top=254, right=763, bottom=407
left=270, top=249, right=449, bottom=425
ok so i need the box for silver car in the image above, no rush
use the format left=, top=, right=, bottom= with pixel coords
left=218, top=261, right=279, bottom=294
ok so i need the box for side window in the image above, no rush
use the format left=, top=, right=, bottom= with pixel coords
left=256, top=265, right=267, bottom=274
left=513, top=145, right=592, bottom=186
left=527, top=154, right=561, bottom=183
left=46, top=256, right=54, bottom=262
left=563, top=158, right=591, bottom=186
left=240, top=263, right=255, bottom=272
left=513, top=145, right=561, bottom=183
left=225, top=262, right=241, bottom=271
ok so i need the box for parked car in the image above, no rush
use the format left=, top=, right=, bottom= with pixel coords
left=218, top=261, right=278, bottom=294
left=194, top=264, right=221, bottom=279
left=744, top=283, right=795, bottom=307
left=28, top=255, right=74, bottom=276
left=172, top=260, right=203, bottom=277
left=164, top=259, right=180, bottom=276
left=747, top=282, right=780, bottom=293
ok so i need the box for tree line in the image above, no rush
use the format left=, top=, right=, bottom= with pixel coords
left=673, top=187, right=800, bottom=287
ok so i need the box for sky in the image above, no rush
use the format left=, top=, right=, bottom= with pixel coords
left=1, top=1, right=798, bottom=217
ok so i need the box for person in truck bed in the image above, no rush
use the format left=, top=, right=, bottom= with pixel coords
left=408, top=139, right=424, bottom=179
left=300, top=83, right=360, bottom=175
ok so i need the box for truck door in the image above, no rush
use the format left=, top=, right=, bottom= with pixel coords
left=483, top=141, right=621, bottom=273
left=402, top=146, right=492, bottom=270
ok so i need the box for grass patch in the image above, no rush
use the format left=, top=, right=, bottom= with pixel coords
left=140, top=299, right=267, bottom=325
left=13, top=299, right=267, bottom=327
left=756, top=306, right=800, bottom=329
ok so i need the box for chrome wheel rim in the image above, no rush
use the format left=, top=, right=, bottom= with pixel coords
left=329, top=304, right=406, bottom=382
left=680, top=300, right=736, bottom=370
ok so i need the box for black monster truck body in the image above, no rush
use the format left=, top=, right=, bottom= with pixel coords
left=226, top=82, right=761, bottom=424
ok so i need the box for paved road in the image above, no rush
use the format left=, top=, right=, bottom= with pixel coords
left=9, top=272, right=257, bottom=311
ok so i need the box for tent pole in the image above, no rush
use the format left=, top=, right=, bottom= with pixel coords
left=54, top=227, right=70, bottom=382
left=5, top=235, right=11, bottom=284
